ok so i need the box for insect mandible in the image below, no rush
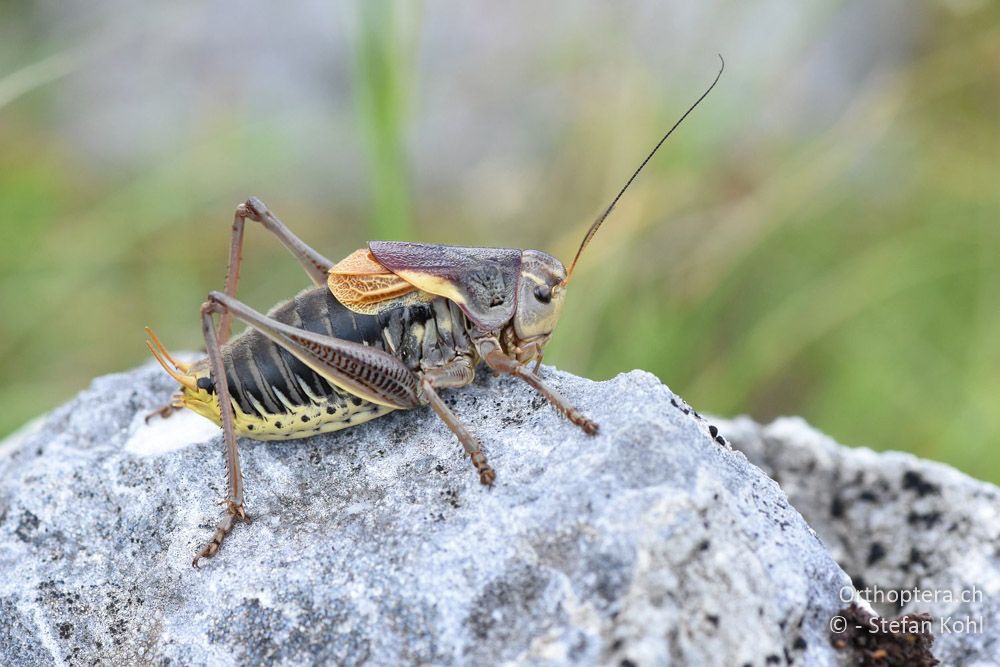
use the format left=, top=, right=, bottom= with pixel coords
left=146, top=58, right=723, bottom=567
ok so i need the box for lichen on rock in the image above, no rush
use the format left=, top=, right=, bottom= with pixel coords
left=0, top=362, right=975, bottom=665
left=721, top=416, right=999, bottom=667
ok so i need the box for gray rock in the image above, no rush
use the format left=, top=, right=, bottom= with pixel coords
left=0, top=362, right=855, bottom=666
left=720, top=416, right=1000, bottom=667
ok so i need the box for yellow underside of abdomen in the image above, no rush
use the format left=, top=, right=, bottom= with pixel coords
left=185, top=392, right=398, bottom=441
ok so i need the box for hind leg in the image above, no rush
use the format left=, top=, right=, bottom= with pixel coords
left=192, top=299, right=250, bottom=568
left=191, top=290, right=424, bottom=567
left=144, top=402, right=180, bottom=423
left=217, top=197, right=335, bottom=344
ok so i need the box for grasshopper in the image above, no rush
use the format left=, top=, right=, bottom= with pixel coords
left=147, top=59, right=723, bottom=567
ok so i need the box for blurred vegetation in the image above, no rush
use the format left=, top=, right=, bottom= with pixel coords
left=353, top=0, right=419, bottom=239
left=0, top=2, right=997, bottom=484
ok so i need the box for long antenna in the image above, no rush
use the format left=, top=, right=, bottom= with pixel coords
left=562, top=54, right=725, bottom=285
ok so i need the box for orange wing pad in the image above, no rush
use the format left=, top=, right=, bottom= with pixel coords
left=328, top=248, right=426, bottom=314
left=330, top=247, right=392, bottom=276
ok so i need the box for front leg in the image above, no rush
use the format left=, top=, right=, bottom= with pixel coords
left=479, top=340, right=598, bottom=436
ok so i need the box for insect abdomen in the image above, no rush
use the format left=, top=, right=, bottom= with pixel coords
left=211, top=286, right=471, bottom=440
left=213, top=288, right=381, bottom=439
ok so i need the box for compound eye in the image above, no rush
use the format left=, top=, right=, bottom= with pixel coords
left=533, top=285, right=552, bottom=304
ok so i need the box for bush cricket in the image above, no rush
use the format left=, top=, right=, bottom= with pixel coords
left=147, top=57, right=723, bottom=567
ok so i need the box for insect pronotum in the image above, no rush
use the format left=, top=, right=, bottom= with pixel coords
left=147, top=57, right=724, bottom=567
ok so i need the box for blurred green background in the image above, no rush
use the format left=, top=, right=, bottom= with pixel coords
left=1, top=1, right=997, bottom=482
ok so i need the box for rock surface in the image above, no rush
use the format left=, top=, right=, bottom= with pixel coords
left=720, top=417, right=1000, bottom=667
left=0, top=362, right=853, bottom=666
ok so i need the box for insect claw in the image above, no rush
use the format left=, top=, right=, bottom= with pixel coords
left=192, top=506, right=244, bottom=568
left=569, top=411, right=599, bottom=436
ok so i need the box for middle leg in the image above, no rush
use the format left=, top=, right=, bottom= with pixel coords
left=421, top=357, right=495, bottom=485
